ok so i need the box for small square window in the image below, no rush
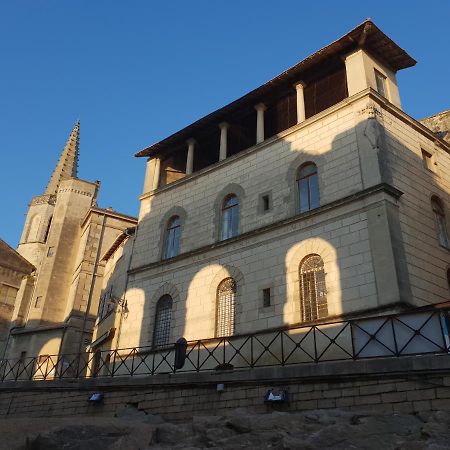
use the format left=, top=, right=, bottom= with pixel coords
left=374, top=70, right=386, bottom=98
left=259, top=192, right=272, bottom=214
left=47, top=247, right=54, bottom=257
left=262, top=288, right=271, bottom=308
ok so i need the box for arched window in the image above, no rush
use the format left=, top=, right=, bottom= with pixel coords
left=163, top=216, right=181, bottom=259
left=431, top=196, right=449, bottom=249
left=297, top=163, right=320, bottom=213
left=153, top=295, right=173, bottom=347
left=27, top=215, right=41, bottom=242
left=299, top=255, right=328, bottom=322
left=216, top=278, right=236, bottom=337
left=221, top=195, right=239, bottom=240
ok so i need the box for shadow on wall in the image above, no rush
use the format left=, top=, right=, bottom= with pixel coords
left=87, top=107, right=450, bottom=375
left=2, top=311, right=98, bottom=381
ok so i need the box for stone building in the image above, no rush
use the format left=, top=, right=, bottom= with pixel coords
left=0, top=240, right=35, bottom=356
left=5, top=122, right=137, bottom=363
left=90, top=20, right=450, bottom=359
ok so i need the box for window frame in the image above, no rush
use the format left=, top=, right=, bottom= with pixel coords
left=215, top=278, right=237, bottom=338
left=374, top=69, right=387, bottom=98
left=163, top=215, right=182, bottom=259
left=299, top=254, right=328, bottom=322
left=221, top=194, right=239, bottom=240
left=152, top=295, right=173, bottom=348
left=296, top=162, right=320, bottom=214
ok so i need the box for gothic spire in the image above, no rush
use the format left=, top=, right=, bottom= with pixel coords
left=45, top=121, right=80, bottom=195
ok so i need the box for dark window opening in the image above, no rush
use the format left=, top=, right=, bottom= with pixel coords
left=43, top=217, right=52, bottom=242
left=447, top=269, right=450, bottom=292
left=262, top=195, right=270, bottom=211
left=34, top=296, right=42, bottom=308
left=265, top=91, right=297, bottom=139
left=47, top=247, right=54, bottom=257
left=159, top=150, right=187, bottom=187
left=228, top=109, right=257, bottom=157
left=262, top=288, right=271, bottom=308
left=304, top=66, right=348, bottom=119
left=193, top=131, right=220, bottom=173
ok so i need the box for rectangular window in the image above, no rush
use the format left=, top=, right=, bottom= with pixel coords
left=0, top=284, right=18, bottom=306
left=47, top=247, right=54, bottom=257
left=262, top=195, right=270, bottom=211
left=34, top=296, right=42, bottom=308
left=262, top=288, right=271, bottom=308
left=374, top=70, right=387, bottom=98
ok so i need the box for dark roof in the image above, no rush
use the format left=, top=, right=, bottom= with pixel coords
left=135, top=19, right=416, bottom=158
left=0, top=239, right=35, bottom=274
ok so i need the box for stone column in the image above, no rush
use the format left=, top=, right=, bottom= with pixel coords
left=255, top=103, right=266, bottom=144
left=295, top=82, right=306, bottom=123
left=186, top=139, right=195, bottom=175
left=219, top=122, right=229, bottom=161
left=152, top=157, right=161, bottom=191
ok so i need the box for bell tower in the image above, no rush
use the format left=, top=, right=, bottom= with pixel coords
left=17, top=122, right=80, bottom=268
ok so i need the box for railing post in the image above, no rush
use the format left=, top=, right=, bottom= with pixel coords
left=174, top=338, right=187, bottom=371
left=350, top=321, right=356, bottom=360
left=390, top=317, right=399, bottom=356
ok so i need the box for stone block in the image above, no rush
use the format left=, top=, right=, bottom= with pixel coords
left=407, top=389, right=436, bottom=402
left=381, top=392, right=407, bottom=403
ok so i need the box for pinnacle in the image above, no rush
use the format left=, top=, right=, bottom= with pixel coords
left=44, top=121, right=80, bottom=195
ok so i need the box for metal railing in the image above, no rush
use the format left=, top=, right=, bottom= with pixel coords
left=2, top=306, right=450, bottom=382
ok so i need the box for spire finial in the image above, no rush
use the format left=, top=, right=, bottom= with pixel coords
left=45, top=121, right=80, bottom=195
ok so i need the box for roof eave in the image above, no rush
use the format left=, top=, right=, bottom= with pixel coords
left=135, top=19, right=416, bottom=159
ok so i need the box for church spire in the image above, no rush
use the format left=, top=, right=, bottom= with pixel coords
left=45, top=121, right=80, bottom=195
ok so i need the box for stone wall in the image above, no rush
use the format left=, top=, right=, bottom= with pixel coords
left=1, top=354, right=450, bottom=421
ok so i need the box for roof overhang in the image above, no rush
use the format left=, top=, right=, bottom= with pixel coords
left=135, top=19, right=416, bottom=159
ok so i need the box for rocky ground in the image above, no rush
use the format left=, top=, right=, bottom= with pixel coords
left=3, top=405, right=450, bottom=449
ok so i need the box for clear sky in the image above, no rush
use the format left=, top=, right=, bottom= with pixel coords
left=1, top=1, right=449, bottom=248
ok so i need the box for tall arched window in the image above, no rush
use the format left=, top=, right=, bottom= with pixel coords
left=216, top=278, right=236, bottom=337
left=153, top=295, right=173, bottom=347
left=163, top=216, right=181, bottom=259
left=299, top=254, right=328, bottom=322
left=27, top=215, right=41, bottom=242
left=431, top=196, right=449, bottom=249
left=221, top=195, right=239, bottom=240
left=297, top=163, right=320, bottom=213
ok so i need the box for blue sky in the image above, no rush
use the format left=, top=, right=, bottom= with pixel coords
left=1, top=2, right=449, bottom=247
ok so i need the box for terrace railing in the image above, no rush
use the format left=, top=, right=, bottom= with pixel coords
left=1, top=305, right=449, bottom=382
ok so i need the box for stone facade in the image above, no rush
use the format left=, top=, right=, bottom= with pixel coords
left=0, top=240, right=34, bottom=356
left=91, top=20, right=450, bottom=357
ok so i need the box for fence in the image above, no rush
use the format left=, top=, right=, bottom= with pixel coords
left=2, top=306, right=450, bottom=382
